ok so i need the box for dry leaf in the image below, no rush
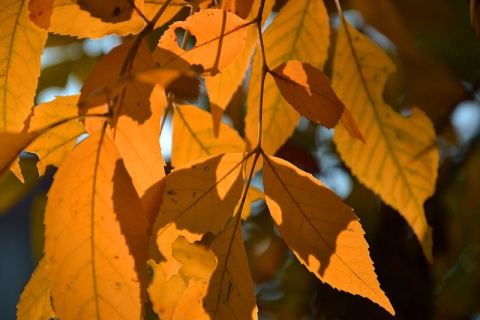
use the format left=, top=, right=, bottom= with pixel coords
left=28, top=0, right=54, bottom=28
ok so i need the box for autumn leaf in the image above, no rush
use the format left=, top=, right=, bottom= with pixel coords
left=205, top=0, right=274, bottom=135
left=332, top=18, right=438, bottom=262
left=173, top=217, right=258, bottom=319
left=143, top=0, right=184, bottom=29
left=153, top=153, right=245, bottom=278
left=0, top=0, right=47, bottom=132
left=44, top=131, right=148, bottom=319
left=245, top=0, right=330, bottom=155
left=271, top=61, right=364, bottom=142
left=16, top=258, right=55, bottom=320
left=172, top=105, right=245, bottom=168
left=24, top=95, right=86, bottom=177
left=237, top=185, right=264, bottom=220
left=49, top=0, right=145, bottom=38
left=80, top=40, right=167, bottom=199
left=221, top=0, right=254, bottom=19
left=29, top=0, right=54, bottom=29
left=154, top=9, right=249, bottom=77
left=262, top=155, right=394, bottom=315
left=77, top=0, right=141, bottom=23
left=0, top=132, right=41, bottom=180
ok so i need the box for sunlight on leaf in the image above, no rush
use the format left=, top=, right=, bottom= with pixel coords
left=153, top=153, right=245, bottom=278
left=44, top=131, right=148, bottom=319
left=143, top=0, right=184, bottom=29
left=0, top=0, right=47, bottom=132
left=25, top=95, right=86, bottom=177
left=332, top=18, right=438, bottom=262
left=0, top=132, right=40, bottom=180
left=172, top=105, right=245, bottom=168
left=28, top=0, right=53, bottom=29
left=237, top=185, right=264, bottom=220
left=205, top=0, right=274, bottom=135
left=50, top=0, right=145, bottom=38
left=77, top=0, right=142, bottom=23
left=17, top=258, right=55, bottom=320
left=271, top=61, right=364, bottom=142
left=263, top=155, right=395, bottom=315
left=154, top=9, right=249, bottom=77
left=245, top=0, right=330, bottom=155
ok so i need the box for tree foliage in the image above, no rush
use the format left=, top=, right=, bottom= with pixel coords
left=2, top=0, right=478, bottom=318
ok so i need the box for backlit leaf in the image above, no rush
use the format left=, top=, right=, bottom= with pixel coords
left=77, top=0, right=141, bottom=23
left=332, top=18, right=438, bottom=262
left=237, top=185, right=264, bottom=220
left=29, top=0, right=54, bottom=29
left=143, top=0, right=184, bottom=29
left=0, top=132, right=40, bottom=180
left=271, top=61, right=364, bottom=142
left=263, top=155, right=395, bottom=315
left=49, top=0, right=145, bottom=38
left=244, top=0, right=330, bottom=154
left=154, top=9, right=249, bottom=77
left=221, top=0, right=254, bottom=19
left=153, top=153, right=245, bottom=278
left=0, top=0, right=47, bottom=132
left=17, top=258, right=55, bottom=320
left=80, top=41, right=166, bottom=199
left=25, top=95, right=86, bottom=177
left=172, top=105, right=244, bottom=168
left=44, top=131, right=147, bottom=319
left=174, top=218, right=257, bottom=319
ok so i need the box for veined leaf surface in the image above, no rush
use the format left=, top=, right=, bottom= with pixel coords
left=332, top=18, right=438, bottom=262
left=263, top=155, right=395, bottom=315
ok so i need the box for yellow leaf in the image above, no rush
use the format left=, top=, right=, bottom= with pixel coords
left=244, top=0, right=330, bottom=154
left=153, top=153, right=245, bottom=278
left=144, top=0, right=184, bottom=29
left=80, top=41, right=167, bottom=199
left=0, top=132, right=40, bottom=180
left=236, top=184, right=264, bottom=220
left=44, top=131, right=148, bottom=319
left=332, top=18, right=438, bottom=262
left=171, top=105, right=244, bottom=168
left=262, top=155, right=395, bottom=315
left=17, top=258, right=55, bottom=320
left=77, top=0, right=142, bottom=23
left=173, top=217, right=258, bottom=319
left=271, top=61, right=364, bottom=142
left=25, top=95, right=86, bottom=177
left=0, top=0, right=47, bottom=132
left=154, top=9, right=249, bottom=77
left=49, top=0, right=145, bottom=38
left=148, top=237, right=216, bottom=320
left=205, top=0, right=274, bottom=134
left=29, top=0, right=53, bottom=29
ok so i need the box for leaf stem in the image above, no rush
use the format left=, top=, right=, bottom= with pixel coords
left=255, top=0, right=268, bottom=150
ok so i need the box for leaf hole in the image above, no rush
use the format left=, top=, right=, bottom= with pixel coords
left=175, top=28, right=197, bottom=50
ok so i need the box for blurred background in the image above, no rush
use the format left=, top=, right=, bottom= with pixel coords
left=2, top=0, right=480, bottom=319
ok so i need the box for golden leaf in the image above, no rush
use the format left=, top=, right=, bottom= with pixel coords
left=262, top=155, right=394, bottom=315
left=28, top=0, right=53, bottom=29
left=17, top=258, right=55, bottom=320
left=332, top=18, right=438, bottom=262
left=0, top=132, right=40, bottom=180
left=77, top=0, right=142, bottom=23
left=153, top=153, right=245, bottom=278
left=143, top=0, right=184, bottom=29
left=171, top=105, right=244, bottom=168
left=154, top=9, right=249, bottom=77
left=0, top=0, right=47, bottom=132
left=271, top=61, right=364, bottom=142
left=44, top=131, right=148, bottom=319
left=25, top=95, right=86, bottom=177
left=245, top=0, right=330, bottom=154
left=237, top=185, right=264, bottom=220
left=221, top=0, right=254, bottom=19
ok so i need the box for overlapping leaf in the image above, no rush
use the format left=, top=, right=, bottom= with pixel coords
left=332, top=18, right=438, bottom=262
left=172, top=105, right=245, bottom=167
left=154, top=9, right=249, bottom=77
left=262, top=155, right=394, bottom=315
left=245, top=0, right=330, bottom=154
left=29, top=0, right=54, bottom=28
left=153, top=153, right=245, bottom=278
left=0, top=0, right=47, bottom=132
left=77, top=0, right=142, bottom=23
left=44, top=131, right=147, bottom=319
left=271, top=61, right=364, bottom=142
left=0, top=132, right=41, bottom=180
left=16, top=258, right=55, bottom=320
left=143, top=0, right=184, bottom=29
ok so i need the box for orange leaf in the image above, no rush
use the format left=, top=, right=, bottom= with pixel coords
left=44, top=131, right=148, bottom=319
left=143, top=1, right=184, bottom=29
left=0, top=0, right=47, bottom=132
left=271, top=61, right=364, bottom=142
left=28, top=0, right=53, bottom=29
left=221, top=0, right=254, bottom=19
left=332, top=18, right=438, bottom=262
left=80, top=41, right=167, bottom=199
left=0, top=132, right=40, bottom=180
left=77, top=0, right=141, bottom=23
left=154, top=9, right=248, bottom=77
left=172, top=105, right=244, bottom=168
left=17, top=258, right=55, bottom=320
left=153, top=153, right=245, bottom=278
left=262, top=155, right=395, bottom=315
